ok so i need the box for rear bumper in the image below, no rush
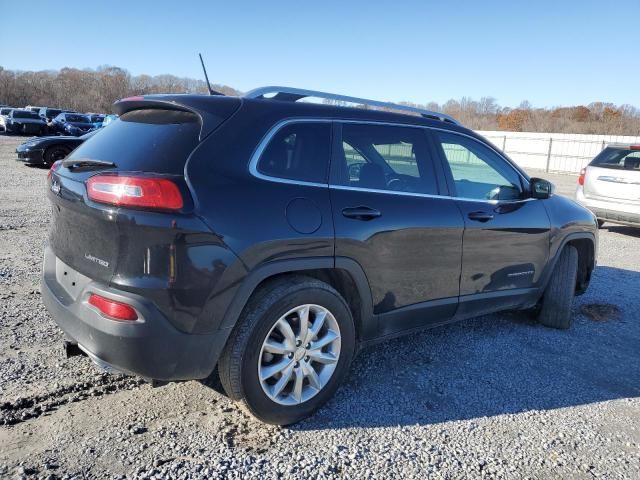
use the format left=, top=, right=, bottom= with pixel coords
left=575, top=188, right=640, bottom=227
left=41, top=246, right=230, bottom=381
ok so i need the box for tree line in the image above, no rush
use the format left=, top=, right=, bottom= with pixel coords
left=1, top=65, right=639, bottom=135
left=0, top=65, right=239, bottom=114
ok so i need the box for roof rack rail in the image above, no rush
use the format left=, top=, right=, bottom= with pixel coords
left=244, top=86, right=460, bottom=125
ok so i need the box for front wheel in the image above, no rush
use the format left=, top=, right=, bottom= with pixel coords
left=218, top=276, right=355, bottom=425
left=537, top=245, right=578, bottom=329
left=44, top=145, right=71, bottom=166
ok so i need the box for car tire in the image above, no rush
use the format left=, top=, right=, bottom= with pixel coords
left=44, top=145, right=72, bottom=166
left=537, top=245, right=578, bottom=330
left=218, top=276, right=355, bottom=425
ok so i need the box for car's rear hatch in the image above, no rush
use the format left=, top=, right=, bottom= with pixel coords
left=583, top=146, right=640, bottom=204
left=47, top=95, right=241, bottom=285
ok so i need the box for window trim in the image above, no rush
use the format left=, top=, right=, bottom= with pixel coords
left=249, top=118, right=333, bottom=188
left=248, top=117, right=532, bottom=204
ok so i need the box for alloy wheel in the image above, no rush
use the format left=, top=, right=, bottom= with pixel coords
left=258, top=304, right=341, bottom=405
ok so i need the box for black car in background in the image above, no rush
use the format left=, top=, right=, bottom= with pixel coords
left=39, top=107, right=76, bottom=123
left=50, top=112, right=93, bottom=136
left=16, top=129, right=97, bottom=166
left=1, top=109, right=47, bottom=135
left=42, top=87, right=598, bottom=425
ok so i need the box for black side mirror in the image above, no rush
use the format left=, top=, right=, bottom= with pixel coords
left=529, top=177, right=554, bottom=199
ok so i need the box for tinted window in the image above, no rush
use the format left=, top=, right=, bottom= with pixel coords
left=435, top=131, right=522, bottom=200
left=334, top=123, right=437, bottom=194
left=64, top=109, right=201, bottom=174
left=13, top=110, right=40, bottom=119
left=66, top=114, right=90, bottom=123
left=591, top=147, right=640, bottom=171
left=257, top=123, right=330, bottom=183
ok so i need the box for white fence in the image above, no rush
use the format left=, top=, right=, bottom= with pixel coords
left=477, top=130, right=640, bottom=174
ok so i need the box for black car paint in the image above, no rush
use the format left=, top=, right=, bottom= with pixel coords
left=16, top=133, right=89, bottom=165
left=41, top=94, right=598, bottom=381
left=4, top=110, right=47, bottom=135
left=50, top=113, right=93, bottom=136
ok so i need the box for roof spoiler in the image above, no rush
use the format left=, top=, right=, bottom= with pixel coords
left=113, top=95, right=241, bottom=140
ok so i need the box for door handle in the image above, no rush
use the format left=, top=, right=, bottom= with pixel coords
left=342, top=206, right=381, bottom=221
left=468, top=211, right=494, bottom=222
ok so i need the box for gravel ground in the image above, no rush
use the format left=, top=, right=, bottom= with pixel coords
left=0, top=134, right=638, bottom=479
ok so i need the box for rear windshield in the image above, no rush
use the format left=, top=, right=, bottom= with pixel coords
left=13, top=110, right=40, bottom=119
left=0, top=108, right=11, bottom=115
left=591, top=147, right=640, bottom=171
left=65, top=109, right=200, bottom=174
left=66, top=114, right=90, bottom=123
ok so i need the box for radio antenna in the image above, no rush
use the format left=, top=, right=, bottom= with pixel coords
left=199, top=53, right=223, bottom=96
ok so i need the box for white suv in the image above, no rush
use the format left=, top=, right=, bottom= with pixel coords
left=576, top=143, right=640, bottom=228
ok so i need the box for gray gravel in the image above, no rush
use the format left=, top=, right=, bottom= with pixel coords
left=0, top=135, right=639, bottom=479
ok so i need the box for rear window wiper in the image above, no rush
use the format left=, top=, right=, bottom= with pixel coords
left=61, top=158, right=117, bottom=171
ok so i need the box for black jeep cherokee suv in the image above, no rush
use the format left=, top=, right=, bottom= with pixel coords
left=42, top=87, right=597, bottom=425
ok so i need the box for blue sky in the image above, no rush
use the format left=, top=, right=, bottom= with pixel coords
left=3, top=0, right=639, bottom=108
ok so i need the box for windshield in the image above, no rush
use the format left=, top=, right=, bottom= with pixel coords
left=46, top=109, right=62, bottom=118
left=67, top=109, right=200, bottom=174
left=66, top=114, right=90, bottom=123
left=13, top=110, right=41, bottom=119
left=90, top=115, right=105, bottom=122
left=0, top=108, right=11, bottom=115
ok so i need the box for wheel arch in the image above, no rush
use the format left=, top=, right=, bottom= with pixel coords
left=219, top=257, right=375, bottom=342
left=542, top=232, right=596, bottom=296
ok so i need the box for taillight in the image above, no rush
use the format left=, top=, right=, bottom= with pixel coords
left=578, top=168, right=586, bottom=186
left=86, top=175, right=183, bottom=210
left=48, top=160, right=62, bottom=180
left=88, top=293, right=138, bottom=321
left=630, top=145, right=640, bottom=150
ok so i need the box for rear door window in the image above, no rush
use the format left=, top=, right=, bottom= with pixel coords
left=256, top=122, right=331, bottom=183
left=65, top=109, right=201, bottom=174
left=591, top=148, right=640, bottom=171
left=333, top=123, right=438, bottom=194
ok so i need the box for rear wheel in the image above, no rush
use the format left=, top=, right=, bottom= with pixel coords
left=537, top=245, right=578, bottom=329
left=218, top=276, right=355, bottom=425
left=44, top=145, right=71, bottom=166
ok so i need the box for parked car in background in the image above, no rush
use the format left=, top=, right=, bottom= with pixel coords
left=50, top=112, right=94, bottom=136
left=42, top=87, right=598, bottom=425
left=0, top=108, right=12, bottom=132
left=576, top=143, right=640, bottom=228
left=25, top=105, right=44, bottom=114
left=0, top=107, right=13, bottom=121
left=101, top=114, right=118, bottom=127
left=88, top=114, right=106, bottom=129
left=1, top=109, right=47, bottom=135
left=16, top=129, right=97, bottom=166
left=38, top=107, right=75, bottom=123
